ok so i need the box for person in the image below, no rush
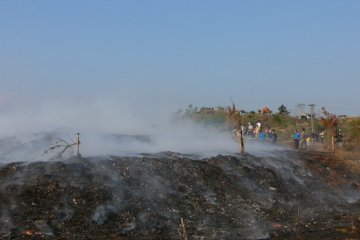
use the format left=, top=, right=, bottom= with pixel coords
left=272, top=129, right=278, bottom=143
left=247, top=122, right=254, bottom=138
left=305, top=136, right=311, bottom=149
left=255, top=120, right=262, bottom=138
left=312, top=132, right=319, bottom=142
left=256, top=120, right=262, bottom=130
left=267, top=128, right=273, bottom=140
left=335, top=129, right=344, bottom=147
left=319, top=131, right=325, bottom=144
left=241, top=124, right=245, bottom=136
left=258, top=130, right=266, bottom=141
left=300, top=128, right=307, bottom=149
left=293, top=129, right=301, bottom=149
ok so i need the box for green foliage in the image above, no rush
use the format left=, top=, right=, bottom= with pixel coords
left=196, top=111, right=227, bottom=126
left=277, top=104, right=290, bottom=115
left=174, top=104, right=360, bottom=145
left=272, top=113, right=284, bottom=125
left=176, top=105, right=227, bottom=128
left=185, top=104, right=195, bottom=117
left=248, top=111, right=256, bottom=120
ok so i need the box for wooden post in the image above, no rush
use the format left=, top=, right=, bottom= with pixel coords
left=178, top=218, right=188, bottom=240
left=228, top=103, right=245, bottom=154
left=76, top=133, right=81, bottom=157
left=240, top=131, right=244, bottom=153
left=236, top=128, right=244, bottom=153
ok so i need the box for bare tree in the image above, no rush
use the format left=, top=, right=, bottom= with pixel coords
left=227, top=103, right=244, bottom=153
left=320, top=107, right=339, bottom=152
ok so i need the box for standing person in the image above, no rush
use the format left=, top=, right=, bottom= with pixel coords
left=320, top=131, right=325, bottom=144
left=335, top=129, right=344, bottom=147
left=305, top=136, right=311, bottom=149
left=247, top=122, right=254, bottom=138
left=241, top=124, right=246, bottom=136
left=264, top=126, right=269, bottom=138
left=272, top=129, right=278, bottom=143
left=255, top=120, right=261, bottom=138
left=293, top=129, right=301, bottom=149
left=300, top=128, right=307, bottom=149
left=266, top=126, right=273, bottom=140
left=258, top=130, right=266, bottom=141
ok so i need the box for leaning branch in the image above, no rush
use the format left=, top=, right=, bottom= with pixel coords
left=44, top=133, right=81, bottom=160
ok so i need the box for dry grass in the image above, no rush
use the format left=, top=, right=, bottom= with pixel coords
left=333, top=147, right=360, bottom=173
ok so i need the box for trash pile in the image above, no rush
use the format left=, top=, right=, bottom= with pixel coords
left=1, top=150, right=360, bottom=239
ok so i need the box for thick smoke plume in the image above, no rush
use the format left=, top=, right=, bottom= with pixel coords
left=0, top=98, right=283, bottom=163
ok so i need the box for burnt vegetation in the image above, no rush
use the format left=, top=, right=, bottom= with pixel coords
left=1, top=151, right=360, bottom=239
left=1, top=105, right=360, bottom=239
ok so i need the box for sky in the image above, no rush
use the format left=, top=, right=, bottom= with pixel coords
left=1, top=0, right=360, bottom=118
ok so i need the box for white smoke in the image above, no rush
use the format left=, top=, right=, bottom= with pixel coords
left=0, top=98, right=283, bottom=162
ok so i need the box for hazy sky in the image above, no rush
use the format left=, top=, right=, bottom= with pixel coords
left=1, top=0, right=360, bottom=116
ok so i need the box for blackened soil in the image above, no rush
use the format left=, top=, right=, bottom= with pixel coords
left=1, top=151, right=360, bottom=239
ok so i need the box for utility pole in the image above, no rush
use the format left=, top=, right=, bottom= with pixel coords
left=308, top=104, right=315, bottom=134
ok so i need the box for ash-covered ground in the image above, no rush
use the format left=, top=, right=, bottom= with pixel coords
left=0, top=131, right=359, bottom=239
left=1, top=146, right=360, bottom=239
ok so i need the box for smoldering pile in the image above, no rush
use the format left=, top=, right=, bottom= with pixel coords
left=1, top=151, right=360, bottom=239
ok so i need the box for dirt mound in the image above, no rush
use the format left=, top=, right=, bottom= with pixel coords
left=1, top=151, right=360, bottom=239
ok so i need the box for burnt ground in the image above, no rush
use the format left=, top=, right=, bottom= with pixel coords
left=1, top=150, right=360, bottom=239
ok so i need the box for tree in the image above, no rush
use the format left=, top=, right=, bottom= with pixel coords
left=262, top=107, right=272, bottom=114
left=320, top=107, right=339, bottom=152
left=278, top=104, right=290, bottom=115
left=227, top=103, right=244, bottom=153
left=184, top=104, right=195, bottom=117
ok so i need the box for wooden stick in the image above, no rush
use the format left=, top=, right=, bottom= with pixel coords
left=179, top=217, right=188, bottom=240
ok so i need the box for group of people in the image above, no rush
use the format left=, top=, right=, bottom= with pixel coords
left=292, top=128, right=344, bottom=150
left=233, top=121, right=345, bottom=151
left=292, top=128, right=310, bottom=150
left=233, top=121, right=278, bottom=143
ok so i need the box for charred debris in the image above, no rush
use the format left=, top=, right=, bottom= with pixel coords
left=1, top=150, right=360, bottom=239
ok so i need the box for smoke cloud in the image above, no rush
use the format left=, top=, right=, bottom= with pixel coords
left=0, top=98, right=282, bottom=163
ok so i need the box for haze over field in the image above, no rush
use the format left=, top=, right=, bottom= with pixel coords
left=0, top=1, right=359, bottom=161
left=2, top=3, right=360, bottom=239
left=0, top=97, right=287, bottom=163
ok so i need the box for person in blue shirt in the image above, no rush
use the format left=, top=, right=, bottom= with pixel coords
left=293, top=129, right=301, bottom=149
left=258, top=131, right=266, bottom=141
